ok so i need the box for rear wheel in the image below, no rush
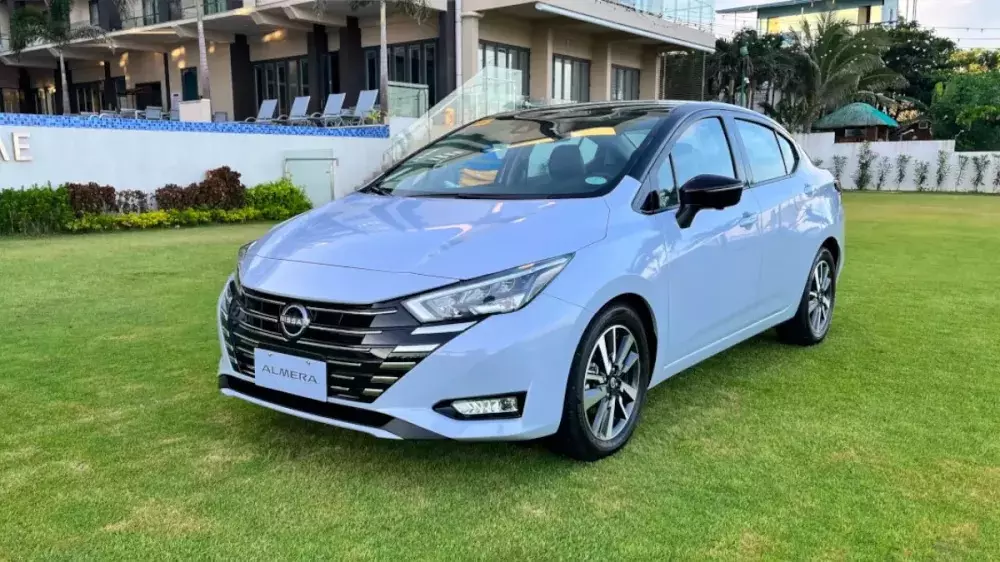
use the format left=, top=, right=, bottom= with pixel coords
left=777, top=248, right=837, bottom=345
left=550, top=305, right=651, bottom=461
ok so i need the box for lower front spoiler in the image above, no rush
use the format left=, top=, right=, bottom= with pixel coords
left=218, top=374, right=445, bottom=440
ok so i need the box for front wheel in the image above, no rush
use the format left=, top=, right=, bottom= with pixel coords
left=777, top=247, right=837, bottom=345
left=549, top=305, right=651, bottom=461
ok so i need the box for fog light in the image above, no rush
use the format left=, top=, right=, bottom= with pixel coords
left=452, top=396, right=519, bottom=416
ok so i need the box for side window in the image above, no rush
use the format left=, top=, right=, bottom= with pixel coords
left=776, top=134, right=799, bottom=174
left=647, top=154, right=678, bottom=209
left=671, top=117, right=737, bottom=187
left=735, top=119, right=787, bottom=183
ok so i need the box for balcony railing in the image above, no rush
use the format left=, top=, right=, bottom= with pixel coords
left=603, top=0, right=715, bottom=32
left=120, top=0, right=231, bottom=29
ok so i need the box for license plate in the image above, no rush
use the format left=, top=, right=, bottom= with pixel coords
left=254, top=349, right=327, bottom=402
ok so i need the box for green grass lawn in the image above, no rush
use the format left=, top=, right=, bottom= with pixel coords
left=2, top=193, right=999, bottom=560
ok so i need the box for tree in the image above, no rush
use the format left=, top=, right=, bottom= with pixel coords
left=348, top=0, right=428, bottom=120
left=930, top=71, right=1000, bottom=150
left=882, top=21, right=956, bottom=114
left=762, top=15, right=905, bottom=132
left=707, top=29, right=793, bottom=108
left=196, top=3, right=211, bottom=99
left=950, top=48, right=1000, bottom=74
left=10, top=0, right=130, bottom=115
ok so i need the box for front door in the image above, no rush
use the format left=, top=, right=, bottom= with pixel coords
left=181, top=68, right=198, bottom=101
left=648, top=116, right=765, bottom=365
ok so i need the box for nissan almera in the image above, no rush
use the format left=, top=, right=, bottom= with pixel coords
left=218, top=101, right=844, bottom=460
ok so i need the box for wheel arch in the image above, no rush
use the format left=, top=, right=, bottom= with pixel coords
left=821, top=236, right=841, bottom=266
left=596, top=293, right=659, bottom=374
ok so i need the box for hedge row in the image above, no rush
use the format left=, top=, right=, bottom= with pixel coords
left=0, top=175, right=312, bottom=236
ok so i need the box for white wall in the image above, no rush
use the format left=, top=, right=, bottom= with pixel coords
left=792, top=134, right=1000, bottom=193
left=0, top=125, right=389, bottom=200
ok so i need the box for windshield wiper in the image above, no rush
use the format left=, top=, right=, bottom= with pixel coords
left=406, top=192, right=517, bottom=199
left=360, top=184, right=392, bottom=196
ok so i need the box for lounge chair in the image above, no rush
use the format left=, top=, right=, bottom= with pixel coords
left=246, top=99, right=278, bottom=123
left=212, top=111, right=228, bottom=122
left=311, top=93, right=346, bottom=127
left=341, top=89, right=378, bottom=125
left=280, top=96, right=312, bottom=125
left=144, top=106, right=162, bottom=120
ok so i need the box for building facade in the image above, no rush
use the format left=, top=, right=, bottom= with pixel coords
left=717, top=0, right=900, bottom=35
left=0, top=0, right=716, bottom=120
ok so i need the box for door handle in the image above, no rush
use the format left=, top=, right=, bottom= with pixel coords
left=739, top=211, right=758, bottom=229
left=804, top=183, right=818, bottom=196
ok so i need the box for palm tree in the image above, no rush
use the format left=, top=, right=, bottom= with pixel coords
left=10, top=0, right=131, bottom=114
left=347, top=0, right=428, bottom=120
left=196, top=2, right=211, bottom=99
left=763, top=14, right=905, bottom=131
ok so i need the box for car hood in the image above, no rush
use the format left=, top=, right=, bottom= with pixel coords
left=252, top=193, right=609, bottom=280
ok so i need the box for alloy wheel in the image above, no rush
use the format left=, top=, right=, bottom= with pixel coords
left=582, top=325, right=641, bottom=441
left=808, top=260, right=833, bottom=337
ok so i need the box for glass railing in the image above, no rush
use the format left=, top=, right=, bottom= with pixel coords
left=383, top=67, right=533, bottom=168
left=387, top=82, right=429, bottom=119
left=604, top=0, right=715, bottom=32
left=120, top=0, right=231, bottom=28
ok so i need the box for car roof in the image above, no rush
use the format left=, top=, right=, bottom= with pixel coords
left=499, top=100, right=767, bottom=121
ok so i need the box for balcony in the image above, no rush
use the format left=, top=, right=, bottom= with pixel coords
left=120, top=0, right=233, bottom=29
left=604, top=0, right=715, bottom=32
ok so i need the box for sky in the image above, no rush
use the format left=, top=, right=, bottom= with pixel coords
left=713, top=0, right=1000, bottom=49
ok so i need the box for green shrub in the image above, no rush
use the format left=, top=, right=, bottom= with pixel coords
left=0, top=184, right=73, bottom=235
left=65, top=207, right=271, bottom=233
left=246, top=177, right=312, bottom=219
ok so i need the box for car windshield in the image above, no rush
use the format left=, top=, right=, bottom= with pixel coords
left=363, top=106, right=668, bottom=199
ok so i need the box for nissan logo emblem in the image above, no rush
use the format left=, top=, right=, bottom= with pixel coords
left=279, top=303, right=311, bottom=339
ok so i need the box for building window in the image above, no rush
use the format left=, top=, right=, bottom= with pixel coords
left=73, top=81, right=105, bottom=112
left=89, top=0, right=100, bottom=25
left=552, top=55, right=590, bottom=103
left=363, top=39, right=437, bottom=102
left=252, top=56, right=309, bottom=117
left=478, top=41, right=530, bottom=96
left=1, top=89, right=21, bottom=113
left=612, top=65, right=640, bottom=101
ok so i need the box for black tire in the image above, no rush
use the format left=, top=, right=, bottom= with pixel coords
left=549, top=304, right=651, bottom=461
left=777, top=247, right=837, bottom=346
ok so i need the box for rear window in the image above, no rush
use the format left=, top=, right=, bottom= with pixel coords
left=368, top=107, right=667, bottom=199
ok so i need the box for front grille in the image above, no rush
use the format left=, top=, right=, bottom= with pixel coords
left=221, top=283, right=462, bottom=403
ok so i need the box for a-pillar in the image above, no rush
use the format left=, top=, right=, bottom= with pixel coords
left=339, top=17, right=364, bottom=107
left=306, top=24, right=328, bottom=113
left=530, top=26, right=553, bottom=102
left=590, top=38, right=612, bottom=101
left=229, top=35, right=255, bottom=120
left=640, top=47, right=662, bottom=100
left=460, top=11, right=481, bottom=87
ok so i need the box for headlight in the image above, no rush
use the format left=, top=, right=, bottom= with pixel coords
left=236, top=240, right=256, bottom=280
left=403, top=255, right=572, bottom=323
left=237, top=240, right=256, bottom=265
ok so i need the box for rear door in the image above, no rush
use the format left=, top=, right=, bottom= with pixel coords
left=644, top=113, right=765, bottom=364
left=730, top=117, right=806, bottom=315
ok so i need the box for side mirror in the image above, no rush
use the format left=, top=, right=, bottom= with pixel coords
left=676, top=174, right=744, bottom=229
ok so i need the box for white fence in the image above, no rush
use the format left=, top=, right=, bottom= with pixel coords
left=0, top=115, right=391, bottom=203
left=792, top=133, right=1000, bottom=193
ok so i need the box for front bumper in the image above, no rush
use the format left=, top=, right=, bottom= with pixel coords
left=217, top=283, right=588, bottom=441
